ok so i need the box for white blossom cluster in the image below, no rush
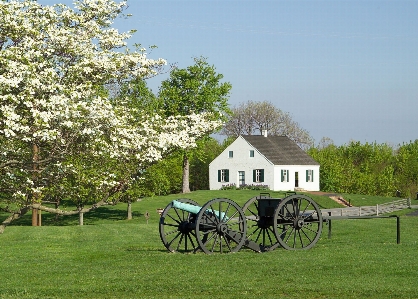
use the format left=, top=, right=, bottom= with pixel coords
left=0, top=0, right=223, bottom=207
left=0, top=0, right=221, bottom=165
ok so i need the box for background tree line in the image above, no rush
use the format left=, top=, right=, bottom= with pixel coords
left=307, top=139, right=418, bottom=198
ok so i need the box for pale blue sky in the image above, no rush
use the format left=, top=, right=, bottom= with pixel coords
left=37, top=0, right=418, bottom=146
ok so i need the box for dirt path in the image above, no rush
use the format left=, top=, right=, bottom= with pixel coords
left=305, top=191, right=352, bottom=207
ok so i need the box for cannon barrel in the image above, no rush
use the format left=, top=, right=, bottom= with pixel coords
left=172, top=200, right=228, bottom=221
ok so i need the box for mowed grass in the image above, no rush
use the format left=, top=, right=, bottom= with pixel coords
left=1, top=190, right=417, bottom=299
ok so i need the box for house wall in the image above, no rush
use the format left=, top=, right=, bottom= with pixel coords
left=273, top=165, right=320, bottom=191
left=209, top=137, right=274, bottom=190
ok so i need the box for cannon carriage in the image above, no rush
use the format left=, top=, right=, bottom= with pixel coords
left=159, top=193, right=323, bottom=254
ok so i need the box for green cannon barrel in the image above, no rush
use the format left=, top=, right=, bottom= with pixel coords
left=172, top=200, right=228, bottom=221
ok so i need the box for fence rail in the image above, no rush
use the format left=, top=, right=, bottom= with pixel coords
left=322, top=198, right=411, bottom=217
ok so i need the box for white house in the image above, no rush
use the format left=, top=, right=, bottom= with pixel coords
left=209, top=134, right=320, bottom=191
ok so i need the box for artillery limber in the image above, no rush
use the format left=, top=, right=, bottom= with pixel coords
left=159, top=193, right=323, bottom=254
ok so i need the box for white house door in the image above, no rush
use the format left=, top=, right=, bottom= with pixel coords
left=238, top=171, right=245, bottom=186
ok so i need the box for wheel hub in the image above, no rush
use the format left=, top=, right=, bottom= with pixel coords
left=217, top=223, right=228, bottom=235
left=294, top=218, right=305, bottom=230
left=178, top=221, right=193, bottom=234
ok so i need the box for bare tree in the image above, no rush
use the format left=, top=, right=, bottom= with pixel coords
left=316, top=137, right=335, bottom=149
left=221, top=101, right=314, bottom=150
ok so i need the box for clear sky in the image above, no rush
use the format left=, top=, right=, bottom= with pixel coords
left=37, top=0, right=418, bottom=146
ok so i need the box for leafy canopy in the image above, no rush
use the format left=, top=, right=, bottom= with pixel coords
left=159, top=56, right=232, bottom=120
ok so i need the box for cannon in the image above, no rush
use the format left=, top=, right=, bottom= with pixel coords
left=159, top=193, right=323, bottom=254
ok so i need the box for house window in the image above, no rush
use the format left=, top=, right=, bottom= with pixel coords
left=306, top=170, right=314, bottom=182
left=238, top=171, right=245, bottom=186
left=281, top=169, right=289, bottom=182
left=228, top=151, right=233, bottom=158
left=253, top=169, right=264, bottom=183
left=249, top=150, right=254, bottom=157
left=218, top=169, right=229, bottom=182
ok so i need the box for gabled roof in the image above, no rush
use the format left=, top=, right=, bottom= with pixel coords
left=242, top=135, right=320, bottom=166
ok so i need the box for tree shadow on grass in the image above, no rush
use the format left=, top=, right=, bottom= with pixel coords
left=4, top=205, right=143, bottom=227
left=126, top=247, right=169, bottom=253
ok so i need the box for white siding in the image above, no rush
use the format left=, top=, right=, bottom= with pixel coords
left=273, top=165, right=320, bottom=191
left=209, top=136, right=273, bottom=190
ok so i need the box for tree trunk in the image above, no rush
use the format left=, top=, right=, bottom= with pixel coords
left=31, top=207, right=39, bottom=226
left=127, top=200, right=132, bottom=220
left=79, top=211, right=84, bottom=226
left=55, top=201, right=60, bottom=221
left=182, top=153, right=190, bottom=193
left=32, top=143, right=41, bottom=226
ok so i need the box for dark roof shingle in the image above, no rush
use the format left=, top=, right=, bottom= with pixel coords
left=242, top=135, right=319, bottom=166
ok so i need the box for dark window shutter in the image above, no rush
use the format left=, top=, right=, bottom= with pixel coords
left=312, top=170, right=314, bottom=182
left=281, top=169, right=284, bottom=182
left=260, top=169, right=264, bottom=182
left=218, top=170, right=221, bottom=182
left=253, top=169, right=256, bottom=182
left=306, top=170, right=309, bottom=182
left=287, top=170, right=289, bottom=182
left=225, top=169, right=229, bottom=182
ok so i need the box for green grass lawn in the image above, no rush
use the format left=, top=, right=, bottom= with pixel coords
left=1, top=190, right=417, bottom=299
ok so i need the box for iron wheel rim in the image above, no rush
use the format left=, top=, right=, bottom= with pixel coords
left=159, top=198, right=200, bottom=253
left=273, top=194, right=323, bottom=250
left=195, top=198, right=247, bottom=254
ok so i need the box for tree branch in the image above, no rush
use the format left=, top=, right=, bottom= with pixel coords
left=32, top=199, right=111, bottom=215
left=0, top=160, right=22, bottom=168
left=0, top=206, right=30, bottom=234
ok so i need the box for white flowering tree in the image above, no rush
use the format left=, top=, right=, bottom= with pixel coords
left=0, top=0, right=222, bottom=232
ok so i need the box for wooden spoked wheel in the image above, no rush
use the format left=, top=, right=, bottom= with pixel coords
left=273, top=194, right=323, bottom=250
left=159, top=198, right=200, bottom=253
left=242, top=196, right=279, bottom=252
left=195, top=198, right=247, bottom=254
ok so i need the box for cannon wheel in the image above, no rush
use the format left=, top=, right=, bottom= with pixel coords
left=159, top=198, right=200, bottom=253
left=195, top=198, right=247, bottom=254
left=273, top=194, right=323, bottom=250
left=242, top=196, right=279, bottom=251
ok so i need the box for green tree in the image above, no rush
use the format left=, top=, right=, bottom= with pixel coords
left=158, top=57, right=232, bottom=193
left=394, top=140, right=418, bottom=197
left=189, top=138, right=224, bottom=190
left=116, top=77, right=161, bottom=115
left=308, top=141, right=396, bottom=196
left=138, top=155, right=183, bottom=196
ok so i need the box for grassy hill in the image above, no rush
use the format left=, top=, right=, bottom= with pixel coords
left=1, top=190, right=417, bottom=298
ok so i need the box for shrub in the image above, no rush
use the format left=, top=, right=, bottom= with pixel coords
left=220, top=184, right=270, bottom=191
left=220, top=183, right=237, bottom=190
